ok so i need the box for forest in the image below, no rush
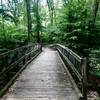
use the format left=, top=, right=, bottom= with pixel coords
left=0, top=0, right=100, bottom=97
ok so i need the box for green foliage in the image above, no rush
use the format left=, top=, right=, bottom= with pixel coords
left=89, top=49, right=100, bottom=77
left=0, top=25, right=28, bottom=50
left=89, top=49, right=100, bottom=69
left=0, top=0, right=28, bottom=53
left=0, top=0, right=100, bottom=74
left=42, top=0, right=100, bottom=73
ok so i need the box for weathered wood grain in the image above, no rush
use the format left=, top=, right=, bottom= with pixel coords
left=1, top=48, right=78, bottom=100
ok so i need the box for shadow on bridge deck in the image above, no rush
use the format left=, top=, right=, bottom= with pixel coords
left=1, top=47, right=78, bottom=100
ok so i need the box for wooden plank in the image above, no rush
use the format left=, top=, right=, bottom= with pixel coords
left=1, top=48, right=78, bottom=100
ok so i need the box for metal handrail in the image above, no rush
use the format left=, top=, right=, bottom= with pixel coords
left=0, top=43, right=41, bottom=91
left=55, top=44, right=87, bottom=100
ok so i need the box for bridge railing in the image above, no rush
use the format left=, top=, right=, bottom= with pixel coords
left=0, top=43, right=41, bottom=96
left=55, top=44, right=87, bottom=100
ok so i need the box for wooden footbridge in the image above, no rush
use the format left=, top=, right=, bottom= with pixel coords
left=0, top=44, right=87, bottom=100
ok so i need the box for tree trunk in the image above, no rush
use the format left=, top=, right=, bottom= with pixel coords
left=92, top=0, right=99, bottom=26
left=25, top=0, right=32, bottom=41
left=1, top=0, right=5, bottom=35
left=46, top=0, right=55, bottom=26
left=34, top=0, right=40, bottom=43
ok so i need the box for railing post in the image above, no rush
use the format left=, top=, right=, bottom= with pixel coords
left=40, top=44, right=42, bottom=51
left=6, top=55, right=10, bottom=82
left=81, top=58, right=87, bottom=100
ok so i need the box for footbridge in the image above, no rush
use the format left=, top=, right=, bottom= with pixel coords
left=0, top=44, right=87, bottom=100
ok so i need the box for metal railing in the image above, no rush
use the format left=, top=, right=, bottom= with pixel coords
left=0, top=43, right=41, bottom=96
left=55, top=44, right=87, bottom=100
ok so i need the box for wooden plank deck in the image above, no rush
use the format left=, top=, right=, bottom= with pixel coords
left=1, top=47, right=78, bottom=100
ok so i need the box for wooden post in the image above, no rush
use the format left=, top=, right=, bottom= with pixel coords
left=81, top=58, right=87, bottom=100
left=6, top=55, right=10, bottom=82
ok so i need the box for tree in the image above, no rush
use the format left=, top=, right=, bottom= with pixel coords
left=33, top=0, right=41, bottom=43
left=46, top=0, right=55, bottom=25
left=25, top=0, right=32, bottom=41
left=92, top=0, right=99, bottom=26
left=7, top=0, right=19, bottom=25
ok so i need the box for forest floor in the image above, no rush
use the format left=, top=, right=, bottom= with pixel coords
left=87, top=90, right=99, bottom=100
